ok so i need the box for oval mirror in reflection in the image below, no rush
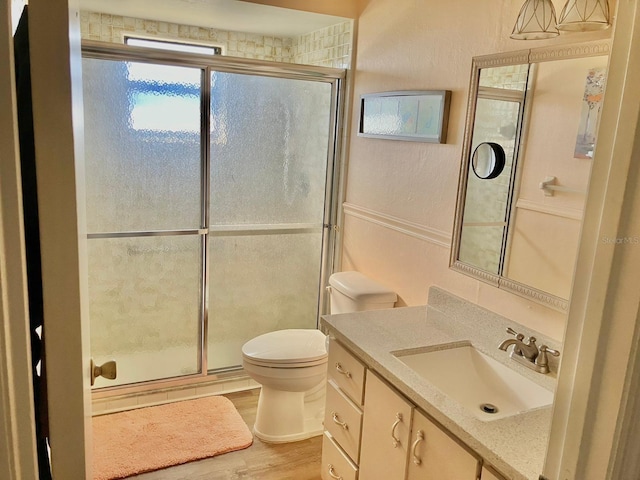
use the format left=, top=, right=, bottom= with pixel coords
left=471, top=142, right=506, bottom=180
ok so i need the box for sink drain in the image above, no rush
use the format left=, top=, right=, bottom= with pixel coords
left=480, top=403, right=499, bottom=414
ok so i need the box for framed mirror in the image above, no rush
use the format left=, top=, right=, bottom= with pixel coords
left=451, top=41, right=610, bottom=311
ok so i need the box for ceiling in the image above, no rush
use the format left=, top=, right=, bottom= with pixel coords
left=77, top=0, right=348, bottom=37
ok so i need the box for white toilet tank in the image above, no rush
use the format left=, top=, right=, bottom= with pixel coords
left=328, top=271, right=397, bottom=314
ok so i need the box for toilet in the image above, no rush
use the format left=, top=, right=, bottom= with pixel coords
left=242, top=271, right=397, bottom=443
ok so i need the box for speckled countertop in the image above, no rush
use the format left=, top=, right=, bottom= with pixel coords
left=320, top=287, right=560, bottom=480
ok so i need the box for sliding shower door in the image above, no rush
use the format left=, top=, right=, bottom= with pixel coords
left=207, top=72, right=333, bottom=370
left=82, top=47, right=341, bottom=388
left=82, top=59, right=205, bottom=387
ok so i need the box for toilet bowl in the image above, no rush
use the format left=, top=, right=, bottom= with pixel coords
left=242, top=329, right=328, bottom=443
left=241, top=271, right=397, bottom=443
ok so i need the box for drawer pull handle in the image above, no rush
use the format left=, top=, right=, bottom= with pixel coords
left=335, top=362, right=352, bottom=378
left=328, top=464, right=343, bottom=480
left=411, top=430, right=425, bottom=465
left=331, top=411, right=348, bottom=430
left=391, top=412, right=403, bottom=448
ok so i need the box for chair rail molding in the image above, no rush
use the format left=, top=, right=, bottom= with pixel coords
left=342, top=202, right=451, bottom=248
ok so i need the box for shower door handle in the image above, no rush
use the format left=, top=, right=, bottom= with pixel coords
left=91, top=359, right=117, bottom=386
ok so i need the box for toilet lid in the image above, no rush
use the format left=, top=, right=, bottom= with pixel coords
left=241, top=329, right=327, bottom=365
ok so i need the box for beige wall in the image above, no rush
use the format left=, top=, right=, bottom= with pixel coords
left=343, top=0, right=613, bottom=340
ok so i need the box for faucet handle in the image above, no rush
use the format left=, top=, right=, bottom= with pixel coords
left=535, top=345, right=561, bottom=373
left=505, top=327, right=524, bottom=355
left=539, top=345, right=560, bottom=357
left=506, top=327, right=524, bottom=340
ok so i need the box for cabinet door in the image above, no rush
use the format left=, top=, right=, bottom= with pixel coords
left=407, top=409, right=480, bottom=480
left=359, top=371, right=413, bottom=480
left=481, top=466, right=506, bottom=480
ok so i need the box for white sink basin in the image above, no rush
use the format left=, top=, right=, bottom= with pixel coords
left=393, top=344, right=553, bottom=421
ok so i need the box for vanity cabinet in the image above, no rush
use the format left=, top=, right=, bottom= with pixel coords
left=321, top=339, right=504, bottom=480
left=321, top=338, right=366, bottom=480
left=360, top=370, right=480, bottom=480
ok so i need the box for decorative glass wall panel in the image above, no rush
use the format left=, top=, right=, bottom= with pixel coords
left=82, top=58, right=202, bottom=233
left=88, top=236, right=202, bottom=387
left=207, top=72, right=332, bottom=370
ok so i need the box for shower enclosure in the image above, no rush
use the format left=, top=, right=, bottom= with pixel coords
left=81, top=43, right=343, bottom=390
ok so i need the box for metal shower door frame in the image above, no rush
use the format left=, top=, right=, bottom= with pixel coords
left=82, top=41, right=345, bottom=394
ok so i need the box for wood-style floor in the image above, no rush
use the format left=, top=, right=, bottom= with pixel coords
left=130, top=389, right=322, bottom=480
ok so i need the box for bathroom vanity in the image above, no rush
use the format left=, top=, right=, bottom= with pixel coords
left=319, top=287, right=560, bottom=480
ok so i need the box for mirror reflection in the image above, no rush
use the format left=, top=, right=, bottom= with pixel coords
left=452, top=43, right=610, bottom=309
left=458, top=63, right=528, bottom=275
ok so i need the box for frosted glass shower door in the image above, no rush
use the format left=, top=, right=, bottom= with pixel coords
left=207, top=72, right=333, bottom=370
left=82, top=58, right=204, bottom=387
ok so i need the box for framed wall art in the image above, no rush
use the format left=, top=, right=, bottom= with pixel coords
left=358, top=90, right=451, bottom=143
left=574, top=67, right=606, bottom=159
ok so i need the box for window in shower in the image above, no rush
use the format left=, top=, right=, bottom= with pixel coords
left=125, top=37, right=223, bottom=55
left=82, top=48, right=341, bottom=389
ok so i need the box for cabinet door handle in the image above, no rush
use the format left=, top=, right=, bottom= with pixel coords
left=327, top=464, right=343, bottom=480
left=332, top=411, right=348, bottom=430
left=391, top=412, right=403, bottom=447
left=335, top=362, right=352, bottom=378
left=411, top=430, right=425, bottom=465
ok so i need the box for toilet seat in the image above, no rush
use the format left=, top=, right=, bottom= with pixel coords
left=243, top=356, right=327, bottom=369
left=242, top=329, right=327, bottom=368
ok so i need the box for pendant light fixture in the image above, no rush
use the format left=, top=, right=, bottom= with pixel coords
left=511, top=0, right=560, bottom=40
left=557, top=0, right=611, bottom=31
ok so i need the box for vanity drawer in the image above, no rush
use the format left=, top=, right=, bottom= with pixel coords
left=321, top=432, right=358, bottom=480
left=328, top=338, right=366, bottom=405
left=324, top=379, right=363, bottom=463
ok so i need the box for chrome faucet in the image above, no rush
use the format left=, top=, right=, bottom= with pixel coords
left=498, top=327, right=560, bottom=374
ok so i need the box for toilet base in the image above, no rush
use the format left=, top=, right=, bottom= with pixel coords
left=253, top=384, right=326, bottom=443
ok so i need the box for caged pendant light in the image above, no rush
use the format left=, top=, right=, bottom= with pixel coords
left=557, top=0, right=611, bottom=31
left=511, top=0, right=560, bottom=40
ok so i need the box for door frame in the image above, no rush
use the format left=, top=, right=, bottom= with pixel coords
left=543, top=0, right=640, bottom=478
left=27, top=0, right=93, bottom=478
left=5, top=1, right=640, bottom=479
left=0, top=1, right=39, bottom=479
